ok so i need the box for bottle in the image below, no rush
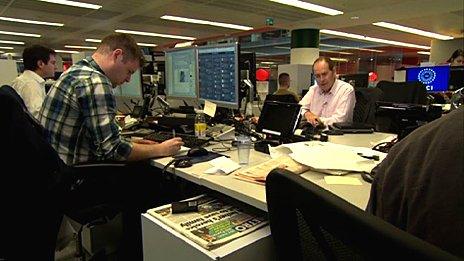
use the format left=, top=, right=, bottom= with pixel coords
left=195, top=112, right=207, bottom=138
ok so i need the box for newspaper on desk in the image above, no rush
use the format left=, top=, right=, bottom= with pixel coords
left=147, top=195, right=268, bottom=250
left=235, top=155, right=310, bottom=185
left=234, top=141, right=387, bottom=184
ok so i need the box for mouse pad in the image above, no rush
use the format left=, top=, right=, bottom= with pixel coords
left=173, top=152, right=223, bottom=165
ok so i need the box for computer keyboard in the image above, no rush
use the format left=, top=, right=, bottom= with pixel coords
left=143, top=132, right=210, bottom=148
left=205, top=124, right=235, bottom=139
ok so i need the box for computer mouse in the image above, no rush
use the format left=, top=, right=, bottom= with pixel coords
left=187, top=147, right=208, bottom=157
left=174, top=159, right=193, bottom=168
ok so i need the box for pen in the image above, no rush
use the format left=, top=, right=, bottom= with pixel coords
left=172, top=129, right=176, bottom=138
left=357, top=153, right=379, bottom=161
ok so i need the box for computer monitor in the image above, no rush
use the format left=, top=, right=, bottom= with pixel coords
left=339, top=73, right=369, bottom=88
left=449, top=66, right=464, bottom=91
left=406, top=65, right=450, bottom=92
left=256, top=101, right=301, bottom=139
left=113, top=69, right=143, bottom=98
left=198, top=43, right=239, bottom=109
left=165, top=47, right=198, bottom=100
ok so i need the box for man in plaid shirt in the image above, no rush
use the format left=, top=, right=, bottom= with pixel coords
left=40, top=33, right=183, bottom=165
left=39, top=33, right=184, bottom=260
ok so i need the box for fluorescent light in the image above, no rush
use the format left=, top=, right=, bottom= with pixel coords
left=0, top=16, right=63, bottom=26
left=269, top=0, right=343, bottom=16
left=320, top=43, right=384, bottom=53
left=418, top=51, right=431, bottom=55
left=160, top=15, right=253, bottom=31
left=329, top=57, right=349, bottom=62
left=0, top=46, right=14, bottom=50
left=137, top=42, right=157, bottom=47
left=0, top=40, right=24, bottom=45
left=86, top=38, right=157, bottom=47
left=115, top=29, right=196, bottom=40
left=65, top=45, right=97, bottom=50
left=321, top=50, right=353, bottom=55
left=55, top=49, right=79, bottom=54
left=85, top=38, right=101, bottom=43
left=37, top=0, right=101, bottom=10
left=0, top=30, right=41, bottom=37
left=321, top=29, right=430, bottom=49
left=373, top=22, right=453, bottom=40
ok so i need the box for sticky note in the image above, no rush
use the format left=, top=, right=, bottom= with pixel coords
left=203, top=100, right=217, bottom=118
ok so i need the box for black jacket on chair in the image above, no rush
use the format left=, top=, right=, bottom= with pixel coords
left=0, top=85, right=72, bottom=260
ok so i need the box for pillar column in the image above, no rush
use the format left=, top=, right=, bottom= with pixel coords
left=290, top=28, right=320, bottom=65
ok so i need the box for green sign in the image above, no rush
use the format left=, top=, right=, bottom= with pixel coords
left=265, top=17, right=274, bottom=26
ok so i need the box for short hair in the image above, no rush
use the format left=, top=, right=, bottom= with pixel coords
left=312, top=56, right=336, bottom=71
left=97, top=33, right=145, bottom=66
left=447, top=49, right=464, bottom=63
left=278, top=73, right=290, bottom=86
left=22, top=45, right=56, bottom=71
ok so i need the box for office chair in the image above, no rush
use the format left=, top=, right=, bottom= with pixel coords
left=0, top=85, right=123, bottom=260
left=265, top=93, right=299, bottom=103
left=377, top=80, right=428, bottom=105
left=265, top=168, right=461, bottom=261
left=353, top=87, right=383, bottom=125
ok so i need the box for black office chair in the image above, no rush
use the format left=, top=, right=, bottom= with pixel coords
left=265, top=93, right=299, bottom=103
left=353, top=87, right=383, bottom=125
left=265, top=168, right=461, bottom=261
left=0, top=85, right=122, bottom=260
left=377, top=80, right=428, bottom=105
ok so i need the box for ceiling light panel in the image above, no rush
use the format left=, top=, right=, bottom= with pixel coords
left=55, top=49, right=79, bottom=53
left=86, top=39, right=157, bottom=47
left=0, top=40, right=25, bottom=45
left=85, top=38, right=101, bottom=43
left=269, top=0, right=343, bottom=16
left=160, top=15, right=253, bottom=31
left=0, top=16, right=63, bottom=26
left=373, top=22, right=453, bottom=40
left=37, top=0, right=102, bottom=10
left=115, top=29, right=196, bottom=40
left=0, top=30, right=41, bottom=37
left=65, top=45, right=97, bottom=49
left=0, top=46, right=14, bottom=50
left=321, top=29, right=430, bottom=49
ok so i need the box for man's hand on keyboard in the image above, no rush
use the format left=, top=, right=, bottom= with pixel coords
left=159, top=137, right=184, bottom=156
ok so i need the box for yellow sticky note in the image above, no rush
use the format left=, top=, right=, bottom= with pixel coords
left=204, top=100, right=217, bottom=118
left=324, top=176, right=363, bottom=185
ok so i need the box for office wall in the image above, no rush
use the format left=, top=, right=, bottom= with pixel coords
left=429, top=38, right=464, bottom=64
left=0, top=59, right=19, bottom=86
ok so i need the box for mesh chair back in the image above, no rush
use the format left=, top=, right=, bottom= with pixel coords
left=265, top=168, right=460, bottom=261
left=265, top=94, right=299, bottom=103
left=353, top=88, right=383, bottom=124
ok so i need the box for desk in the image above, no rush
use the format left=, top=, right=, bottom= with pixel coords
left=144, top=132, right=394, bottom=260
left=150, top=132, right=394, bottom=211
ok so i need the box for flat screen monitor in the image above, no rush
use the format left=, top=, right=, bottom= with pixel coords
left=406, top=65, right=450, bottom=92
left=449, top=66, right=464, bottom=91
left=198, top=43, right=239, bottom=109
left=256, top=101, right=301, bottom=139
left=165, top=47, right=198, bottom=99
left=113, top=69, right=143, bottom=98
left=339, top=73, right=369, bottom=88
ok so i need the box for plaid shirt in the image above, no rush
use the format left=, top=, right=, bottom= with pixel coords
left=39, top=57, right=132, bottom=165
